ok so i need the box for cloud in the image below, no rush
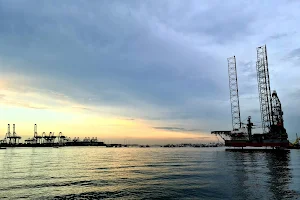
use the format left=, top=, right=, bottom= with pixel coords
left=72, top=106, right=92, bottom=111
left=268, top=33, right=289, bottom=40
left=125, top=118, right=135, bottom=121
left=0, top=99, right=48, bottom=110
left=0, top=0, right=300, bottom=137
left=153, top=127, right=186, bottom=131
left=182, top=137, right=212, bottom=140
left=287, top=48, right=300, bottom=61
left=153, top=126, right=205, bottom=133
left=0, top=0, right=227, bottom=122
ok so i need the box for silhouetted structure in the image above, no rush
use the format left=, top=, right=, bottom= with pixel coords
left=212, top=45, right=289, bottom=148
left=6, top=124, right=21, bottom=145
left=34, top=124, right=42, bottom=144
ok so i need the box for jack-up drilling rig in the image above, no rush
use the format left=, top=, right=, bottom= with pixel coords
left=211, top=45, right=289, bottom=148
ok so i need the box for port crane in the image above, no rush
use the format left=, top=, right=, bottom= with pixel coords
left=0, top=124, right=105, bottom=147
left=0, top=124, right=22, bottom=145
left=212, top=45, right=289, bottom=148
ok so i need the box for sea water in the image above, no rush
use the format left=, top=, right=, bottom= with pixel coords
left=0, top=147, right=299, bottom=199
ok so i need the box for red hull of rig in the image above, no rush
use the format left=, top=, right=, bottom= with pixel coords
left=212, top=45, right=289, bottom=148
left=224, top=141, right=289, bottom=148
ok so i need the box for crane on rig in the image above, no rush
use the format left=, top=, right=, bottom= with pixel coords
left=211, top=45, right=289, bottom=148
left=290, top=133, right=300, bottom=148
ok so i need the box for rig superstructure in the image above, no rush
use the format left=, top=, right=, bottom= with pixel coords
left=211, top=45, right=289, bottom=148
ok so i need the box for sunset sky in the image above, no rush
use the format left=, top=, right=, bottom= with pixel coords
left=0, top=0, right=300, bottom=144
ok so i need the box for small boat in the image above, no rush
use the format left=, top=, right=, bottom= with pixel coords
left=53, top=146, right=59, bottom=148
left=0, top=147, right=7, bottom=149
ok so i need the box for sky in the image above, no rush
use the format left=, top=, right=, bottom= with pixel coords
left=0, top=0, right=300, bottom=144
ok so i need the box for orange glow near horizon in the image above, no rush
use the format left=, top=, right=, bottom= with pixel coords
left=0, top=78, right=216, bottom=144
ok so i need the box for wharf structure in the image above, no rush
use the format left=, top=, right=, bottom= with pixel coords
left=211, top=45, right=293, bottom=149
left=0, top=124, right=105, bottom=147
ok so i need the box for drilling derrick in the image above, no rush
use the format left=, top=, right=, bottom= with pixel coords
left=228, top=56, right=241, bottom=130
left=256, top=45, right=273, bottom=133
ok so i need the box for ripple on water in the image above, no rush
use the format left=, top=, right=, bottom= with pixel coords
left=0, top=147, right=300, bottom=200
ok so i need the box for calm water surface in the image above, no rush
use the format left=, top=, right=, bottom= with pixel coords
left=0, top=147, right=300, bottom=199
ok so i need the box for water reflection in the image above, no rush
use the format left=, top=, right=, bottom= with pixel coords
left=230, top=150, right=296, bottom=200
left=266, top=151, right=293, bottom=199
left=231, top=153, right=250, bottom=199
left=0, top=148, right=299, bottom=199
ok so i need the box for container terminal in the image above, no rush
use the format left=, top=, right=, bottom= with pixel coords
left=0, top=124, right=106, bottom=147
left=211, top=45, right=300, bottom=150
